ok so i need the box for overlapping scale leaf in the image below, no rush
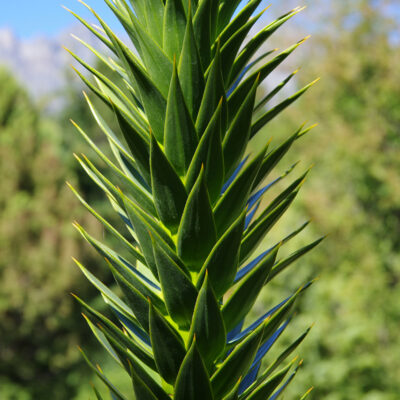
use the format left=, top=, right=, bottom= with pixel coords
left=219, top=8, right=267, bottom=83
left=150, top=133, right=188, bottom=232
left=214, top=145, right=267, bottom=236
left=177, top=168, right=217, bottom=271
left=211, top=323, right=265, bottom=398
left=244, top=358, right=297, bottom=400
left=188, top=273, right=226, bottom=369
left=74, top=296, right=156, bottom=370
left=178, top=7, right=205, bottom=118
left=186, top=100, right=224, bottom=203
left=192, top=0, right=212, bottom=69
left=174, top=340, right=213, bottom=400
left=164, top=60, right=198, bottom=176
left=198, top=210, right=246, bottom=299
left=144, top=0, right=165, bottom=46
left=228, top=39, right=308, bottom=126
left=163, top=0, right=187, bottom=59
left=149, top=303, right=186, bottom=385
left=222, top=246, right=279, bottom=333
left=229, top=7, right=305, bottom=86
left=196, top=41, right=227, bottom=138
left=222, top=75, right=260, bottom=177
left=152, top=238, right=198, bottom=329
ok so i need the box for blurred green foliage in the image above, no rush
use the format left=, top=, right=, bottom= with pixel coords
left=0, top=68, right=106, bottom=399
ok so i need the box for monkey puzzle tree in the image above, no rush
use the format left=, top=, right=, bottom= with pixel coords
left=66, top=1, right=322, bottom=398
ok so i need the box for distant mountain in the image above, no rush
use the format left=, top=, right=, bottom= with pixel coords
left=0, top=25, right=104, bottom=100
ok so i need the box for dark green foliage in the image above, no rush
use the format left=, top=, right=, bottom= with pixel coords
left=149, top=303, right=186, bottom=384
left=177, top=168, right=217, bottom=271
left=188, top=274, right=226, bottom=368
left=174, top=340, right=214, bottom=400
left=211, top=323, right=265, bottom=398
left=164, top=61, right=198, bottom=177
left=150, top=134, right=188, bottom=233
left=153, top=239, right=198, bottom=329
left=222, top=246, right=279, bottom=332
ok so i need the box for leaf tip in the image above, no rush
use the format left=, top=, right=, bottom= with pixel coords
left=262, top=5, right=272, bottom=13
left=291, top=355, right=299, bottom=363
left=311, top=77, right=321, bottom=85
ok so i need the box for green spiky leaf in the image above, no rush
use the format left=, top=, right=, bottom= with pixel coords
left=174, top=340, right=213, bottom=400
left=222, top=75, right=259, bottom=176
left=211, top=323, right=265, bottom=398
left=188, top=273, right=226, bottom=369
left=222, top=246, right=279, bottom=332
left=199, top=210, right=246, bottom=299
left=130, top=366, right=159, bottom=400
left=149, top=303, right=186, bottom=384
left=245, top=359, right=296, bottom=400
left=177, top=168, right=217, bottom=271
left=186, top=100, right=224, bottom=203
left=150, top=133, right=188, bottom=232
left=196, top=42, right=226, bottom=138
left=163, top=0, right=187, bottom=58
left=152, top=239, right=198, bottom=329
left=164, top=60, right=198, bottom=176
left=214, top=145, right=267, bottom=236
left=179, top=8, right=205, bottom=117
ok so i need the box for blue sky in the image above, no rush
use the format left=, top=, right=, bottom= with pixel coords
left=0, top=0, right=248, bottom=38
left=1, top=1, right=399, bottom=40
left=0, top=0, right=121, bottom=38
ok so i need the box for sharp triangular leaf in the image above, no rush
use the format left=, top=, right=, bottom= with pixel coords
left=150, top=134, right=188, bottom=233
left=174, top=340, right=214, bottom=400
left=152, top=239, right=198, bottom=329
left=177, top=168, right=217, bottom=271
left=222, top=76, right=259, bottom=176
left=163, top=0, right=187, bottom=58
left=188, top=273, right=226, bottom=369
left=214, top=146, right=267, bottom=236
left=130, top=366, right=159, bottom=400
left=222, top=246, right=279, bottom=332
left=245, top=359, right=296, bottom=400
left=149, top=303, right=186, bottom=384
left=144, top=0, right=165, bottom=45
left=164, top=60, right=198, bottom=176
left=240, top=193, right=297, bottom=263
left=185, top=99, right=224, bottom=203
left=221, top=378, right=242, bottom=400
left=111, top=101, right=151, bottom=186
left=179, top=8, right=205, bottom=117
left=251, top=79, right=319, bottom=138
left=269, top=237, right=325, bottom=282
left=198, top=210, right=246, bottom=299
left=74, top=296, right=156, bottom=371
left=211, top=322, right=265, bottom=398
left=196, top=42, right=227, bottom=138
